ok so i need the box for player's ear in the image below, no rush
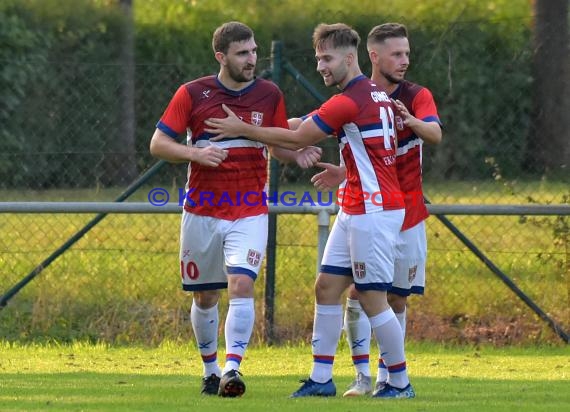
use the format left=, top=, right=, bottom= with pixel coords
left=214, top=51, right=226, bottom=65
left=368, top=49, right=378, bottom=64
left=345, top=51, right=355, bottom=67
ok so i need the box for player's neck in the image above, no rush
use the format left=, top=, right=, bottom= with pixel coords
left=371, top=74, right=398, bottom=95
left=338, top=69, right=363, bottom=90
left=217, top=72, right=255, bottom=92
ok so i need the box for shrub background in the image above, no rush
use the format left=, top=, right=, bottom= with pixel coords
left=1, top=0, right=544, bottom=188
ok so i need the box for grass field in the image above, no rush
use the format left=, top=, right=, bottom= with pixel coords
left=0, top=341, right=568, bottom=411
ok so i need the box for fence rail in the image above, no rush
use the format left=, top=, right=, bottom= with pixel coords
left=1, top=202, right=569, bottom=215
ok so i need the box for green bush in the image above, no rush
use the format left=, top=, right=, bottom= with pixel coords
left=1, top=0, right=124, bottom=188
left=1, top=0, right=539, bottom=188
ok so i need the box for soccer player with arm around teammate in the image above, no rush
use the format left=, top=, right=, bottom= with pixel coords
left=206, top=22, right=414, bottom=399
left=313, top=22, right=442, bottom=397
left=149, top=21, right=321, bottom=398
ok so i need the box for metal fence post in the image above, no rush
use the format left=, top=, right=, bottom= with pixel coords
left=263, top=40, right=283, bottom=344
left=316, top=209, right=331, bottom=276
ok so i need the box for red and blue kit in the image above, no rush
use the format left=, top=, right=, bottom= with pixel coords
left=391, top=80, right=442, bottom=229
left=157, top=75, right=288, bottom=220
left=311, top=75, right=403, bottom=215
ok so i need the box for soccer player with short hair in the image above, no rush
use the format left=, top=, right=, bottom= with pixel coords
left=150, top=21, right=320, bottom=398
left=205, top=22, right=414, bottom=399
left=312, top=22, right=442, bottom=397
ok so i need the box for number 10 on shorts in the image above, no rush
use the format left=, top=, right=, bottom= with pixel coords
left=181, top=260, right=199, bottom=281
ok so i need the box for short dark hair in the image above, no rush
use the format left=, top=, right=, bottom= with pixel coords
left=212, top=21, right=254, bottom=54
left=312, top=23, right=360, bottom=51
left=367, top=22, right=408, bottom=45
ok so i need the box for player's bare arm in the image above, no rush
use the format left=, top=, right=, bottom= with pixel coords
left=280, top=117, right=323, bottom=168
left=287, top=117, right=303, bottom=130
left=205, top=104, right=326, bottom=150
left=269, top=145, right=322, bottom=169
left=149, top=129, right=228, bottom=167
left=311, top=162, right=346, bottom=191
left=392, top=98, right=442, bottom=145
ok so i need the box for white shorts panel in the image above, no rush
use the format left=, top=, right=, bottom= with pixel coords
left=392, top=220, right=427, bottom=295
left=224, top=214, right=268, bottom=274
left=395, top=220, right=427, bottom=260
left=321, top=209, right=404, bottom=289
left=179, top=213, right=267, bottom=291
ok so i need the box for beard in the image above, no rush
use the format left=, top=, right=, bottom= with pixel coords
left=322, top=75, right=338, bottom=87
left=322, top=67, right=347, bottom=88
left=383, top=71, right=404, bottom=85
left=228, top=64, right=255, bottom=83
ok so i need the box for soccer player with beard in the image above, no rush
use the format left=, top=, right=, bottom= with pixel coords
left=149, top=21, right=321, bottom=398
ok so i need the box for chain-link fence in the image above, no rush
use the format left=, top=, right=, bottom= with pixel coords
left=1, top=15, right=569, bottom=345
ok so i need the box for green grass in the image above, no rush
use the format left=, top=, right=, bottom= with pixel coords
left=425, top=178, right=569, bottom=205
left=0, top=342, right=568, bottom=411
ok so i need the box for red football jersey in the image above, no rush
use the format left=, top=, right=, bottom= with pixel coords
left=311, top=75, right=404, bottom=215
left=157, top=75, right=288, bottom=220
left=391, top=80, right=441, bottom=229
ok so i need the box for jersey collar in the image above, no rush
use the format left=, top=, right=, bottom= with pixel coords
left=215, top=76, right=258, bottom=96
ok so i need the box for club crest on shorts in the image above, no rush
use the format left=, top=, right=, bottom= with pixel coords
left=251, top=111, right=264, bottom=126
left=353, top=261, right=366, bottom=279
left=247, top=249, right=261, bottom=267
left=408, top=265, right=418, bottom=283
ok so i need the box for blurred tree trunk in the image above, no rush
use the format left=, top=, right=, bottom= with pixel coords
left=116, top=0, right=137, bottom=184
left=527, top=0, right=569, bottom=175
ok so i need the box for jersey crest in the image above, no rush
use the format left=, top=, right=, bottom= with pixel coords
left=251, top=111, right=264, bottom=126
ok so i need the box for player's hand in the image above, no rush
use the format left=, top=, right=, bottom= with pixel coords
left=205, top=104, right=245, bottom=141
left=295, top=146, right=322, bottom=169
left=392, top=98, right=415, bottom=127
left=288, top=117, right=303, bottom=131
left=310, top=162, right=346, bottom=191
left=190, top=144, right=228, bottom=167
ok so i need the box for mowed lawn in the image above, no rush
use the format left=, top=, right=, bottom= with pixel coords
left=0, top=342, right=568, bottom=412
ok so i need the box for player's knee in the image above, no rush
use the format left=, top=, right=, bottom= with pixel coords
left=314, top=274, right=345, bottom=304
left=346, top=283, right=358, bottom=300
left=228, top=274, right=254, bottom=298
left=193, top=290, right=220, bottom=308
left=388, top=293, right=407, bottom=313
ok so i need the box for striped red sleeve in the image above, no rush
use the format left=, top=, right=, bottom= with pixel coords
left=157, top=85, right=193, bottom=137
left=411, top=88, right=440, bottom=123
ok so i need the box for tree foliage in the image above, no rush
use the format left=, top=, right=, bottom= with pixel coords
left=1, top=0, right=551, bottom=188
